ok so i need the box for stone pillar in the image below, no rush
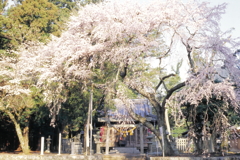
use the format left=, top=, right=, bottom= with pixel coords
left=96, top=142, right=101, bottom=154
left=93, top=131, right=101, bottom=154
left=140, top=124, right=144, bottom=154
left=40, top=137, right=44, bottom=155
left=105, top=125, right=110, bottom=155
left=71, top=141, right=75, bottom=155
left=58, top=133, right=61, bottom=155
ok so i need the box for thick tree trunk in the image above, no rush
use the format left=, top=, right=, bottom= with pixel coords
left=139, top=113, right=174, bottom=156
left=146, top=94, right=174, bottom=156
left=157, top=109, right=174, bottom=156
left=23, top=126, right=29, bottom=149
left=5, top=110, right=30, bottom=154
left=125, top=80, right=185, bottom=156
left=193, top=135, right=203, bottom=154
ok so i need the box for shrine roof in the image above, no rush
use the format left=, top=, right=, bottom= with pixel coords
left=104, top=99, right=157, bottom=122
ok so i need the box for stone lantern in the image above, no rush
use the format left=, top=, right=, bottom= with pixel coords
left=45, top=136, right=51, bottom=153
left=93, top=131, right=102, bottom=154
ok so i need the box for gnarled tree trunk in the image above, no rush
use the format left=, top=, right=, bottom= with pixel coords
left=5, top=110, right=30, bottom=154
left=156, top=105, right=175, bottom=156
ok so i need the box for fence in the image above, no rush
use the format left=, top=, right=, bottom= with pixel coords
left=175, top=138, right=193, bottom=153
left=62, top=139, right=71, bottom=153
left=62, top=138, right=83, bottom=154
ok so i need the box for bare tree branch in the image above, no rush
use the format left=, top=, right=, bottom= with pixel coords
left=155, top=73, right=175, bottom=91
left=162, top=82, right=185, bottom=108
left=157, top=31, right=176, bottom=66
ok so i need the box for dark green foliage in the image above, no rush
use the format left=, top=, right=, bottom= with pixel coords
left=80, top=0, right=104, bottom=6
left=59, top=81, right=104, bottom=138
left=227, top=107, right=240, bottom=125
left=0, top=0, right=105, bottom=50
left=7, top=0, right=61, bottom=46
left=60, top=84, right=89, bottom=135
left=182, top=95, right=239, bottom=137
left=14, top=86, right=46, bottom=129
left=0, top=111, right=16, bottom=151
left=171, top=126, right=188, bottom=138
left=49, top=0, right=78, bottom=10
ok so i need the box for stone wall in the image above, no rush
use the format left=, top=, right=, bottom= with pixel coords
left=0, top=154, right=102, bottom=160
left=1, top=154, right=240, bottom=160
left=148, top=157, right=240, bottom=160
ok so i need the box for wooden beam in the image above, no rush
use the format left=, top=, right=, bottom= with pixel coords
left=112, top=124, right=138, bottom=128
left=98, top=117, right=154, bottom=122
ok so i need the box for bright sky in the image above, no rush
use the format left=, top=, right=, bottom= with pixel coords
left=136, top=0, right=240, bottom=38
left=135, top=0, right=240, bottom=80
left=203, top=0, right=240, bottom=38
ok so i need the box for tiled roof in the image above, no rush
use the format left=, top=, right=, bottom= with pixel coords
left=107, top=99, right=156, bottom=122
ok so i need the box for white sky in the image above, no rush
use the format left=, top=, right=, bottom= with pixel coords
left=138, top=0, right=240, bottom=63
left=136, top=0, right=240, bottom=38
left=203, top=0, right=240, bottom=38
left=135, top=0, right=240, bottom=80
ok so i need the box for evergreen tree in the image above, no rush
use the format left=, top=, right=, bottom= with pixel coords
left=7, top=0, right=61, bottom=47
left=0, top=0, right=76, bottom=50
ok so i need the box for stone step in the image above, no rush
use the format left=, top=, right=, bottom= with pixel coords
left=110, top=147, right=140, bottom=154
left=103, top=154, right=146, bottom=160
left=150, top=138, right=179, bottom=155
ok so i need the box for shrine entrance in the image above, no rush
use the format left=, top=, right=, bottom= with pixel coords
left=93, top=99, right=157, bottom=154
left=94, top=121, right=153, bottom=154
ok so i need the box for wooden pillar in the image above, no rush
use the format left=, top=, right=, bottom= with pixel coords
left=135, top=127, right=138, bottom=146
left=140, top=124, right=144, bottom=154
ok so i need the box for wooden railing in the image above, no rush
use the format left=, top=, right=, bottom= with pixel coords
left=175, top=138, right=193, bottom=153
